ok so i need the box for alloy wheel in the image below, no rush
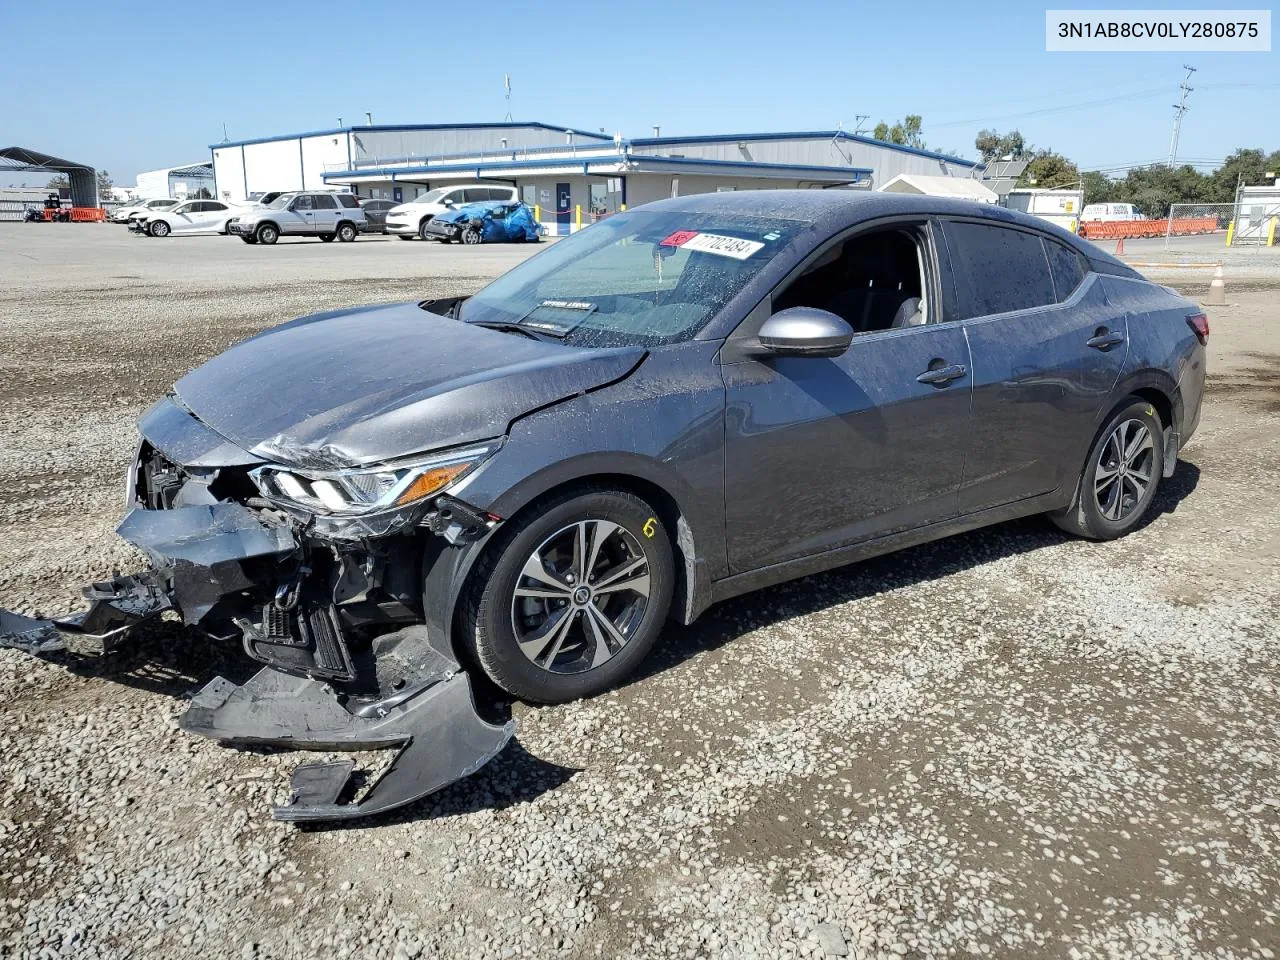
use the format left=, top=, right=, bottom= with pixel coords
left=1093, top=418, right=1155, bottom=522
left=510, top=519, right=651, bottom=675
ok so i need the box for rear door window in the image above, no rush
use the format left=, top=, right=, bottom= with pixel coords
left=942, top=221, right=1056, bottom=320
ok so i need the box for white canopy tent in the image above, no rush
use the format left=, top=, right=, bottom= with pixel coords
left=877, top=173, right=998, bottom=203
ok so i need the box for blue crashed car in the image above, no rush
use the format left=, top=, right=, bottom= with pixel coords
left=423, top=200, right=542, bottom=244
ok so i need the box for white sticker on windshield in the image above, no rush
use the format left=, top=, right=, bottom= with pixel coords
left=678, top=232, right=766, bottom=260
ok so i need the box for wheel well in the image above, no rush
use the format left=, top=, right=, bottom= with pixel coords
left=1130, top=387, right=1172, bottom=430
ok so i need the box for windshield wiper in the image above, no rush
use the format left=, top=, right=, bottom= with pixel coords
left=467, top=319, right=566, bottom=341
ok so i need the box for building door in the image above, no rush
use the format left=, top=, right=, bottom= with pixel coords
left=393, top=186, right=403, bottom=203
left=556, top=182, right=571, bottom=231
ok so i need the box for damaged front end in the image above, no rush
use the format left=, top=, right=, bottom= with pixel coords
left=0, top=397, right=513, bottom=822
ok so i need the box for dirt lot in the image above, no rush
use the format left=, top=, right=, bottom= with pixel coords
left=1, top=226, right=1278, bottom=960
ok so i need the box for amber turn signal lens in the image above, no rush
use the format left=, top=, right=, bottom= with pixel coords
left=393, top=463, right=472, bottom=506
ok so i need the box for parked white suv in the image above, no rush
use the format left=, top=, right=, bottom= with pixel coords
left=227, top=191, right=368, bottom=245
left=385, top=185, right=520, bottom=240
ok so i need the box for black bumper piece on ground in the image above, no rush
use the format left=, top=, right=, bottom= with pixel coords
left=180, top=625, right=514, bottom=822
left=0, top=502, right=515, bottom=823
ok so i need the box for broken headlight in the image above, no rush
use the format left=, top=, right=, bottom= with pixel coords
left=250, top=443, right=497, bottom=516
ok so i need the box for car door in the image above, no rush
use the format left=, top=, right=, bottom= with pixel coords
left=200, top=201, right=229, bottom=233
left=312, top=194, right=339, bottom=234
left=938, top=218, right=1129, bottom=515
left=167, top=200, right=197, bottom=235
left=721, top=219, right=974, bottom=574
left=286, top=194, right=316, bottom=234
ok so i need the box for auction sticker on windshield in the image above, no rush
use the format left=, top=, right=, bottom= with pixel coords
left=659, top=231, right=765, bottom=260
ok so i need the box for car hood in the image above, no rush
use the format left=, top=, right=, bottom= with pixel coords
left=433, top=203, right=496, bottom=225
left=172, top=301, right=646, bottom=467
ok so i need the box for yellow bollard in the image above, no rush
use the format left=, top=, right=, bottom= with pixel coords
left=575, top=204, right=582, bottom=231
left=1225, top=220, right=1235, bottom=246
left=534, top=204, right=540, bottom=225
left=620, top=203, right=627, bottom=212
left=1269, top=217, right=1278, bottom=248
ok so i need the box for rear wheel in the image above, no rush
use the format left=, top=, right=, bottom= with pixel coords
left=463, top=489, right=674, bottom=703
left=149, top=220, right=170, bottom=238
left=336, top=222, right=357, bottom=242
left=256, top=223, right=279, bottom=245
left=1051, top=398, right=1164, bottom=540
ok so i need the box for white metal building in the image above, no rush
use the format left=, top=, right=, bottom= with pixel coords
left=210, top=122, right=984, bottom=234
left=135, top=162, right=216, bottom=200
left=1233, top=183, right=1280, bottom=244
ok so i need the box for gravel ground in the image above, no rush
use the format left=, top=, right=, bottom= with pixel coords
left=1, top=227, right=1278, bottom=960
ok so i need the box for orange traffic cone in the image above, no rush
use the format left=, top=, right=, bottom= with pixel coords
left=1114, top=237, right=1126, bottom=256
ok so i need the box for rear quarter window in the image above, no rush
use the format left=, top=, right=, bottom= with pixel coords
left=1044, top=240, right=1089, bottom=301
left=943, top=220, right=1056, bottom=320
left=338, top=194, right=360, bottom=208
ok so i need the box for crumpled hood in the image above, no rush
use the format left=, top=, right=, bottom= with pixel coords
left=173, top=301, right=645, bottom=467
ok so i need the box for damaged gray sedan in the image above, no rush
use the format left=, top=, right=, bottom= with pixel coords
left=1, top=191, right=1206, bottom=821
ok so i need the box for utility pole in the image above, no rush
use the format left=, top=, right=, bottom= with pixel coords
left=852, top=115, right=870, bottom=136
left=1168, top=64, right=1196, bottom=166
left=503, top=74, right=513, bottom=122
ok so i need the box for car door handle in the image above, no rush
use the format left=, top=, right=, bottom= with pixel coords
left=916, top=363, right=967, bottom=385
left=1086, top=331, right=1125, bottom=349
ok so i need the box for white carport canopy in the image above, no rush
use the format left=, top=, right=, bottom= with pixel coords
left=878, top=174, right=997, bottom=203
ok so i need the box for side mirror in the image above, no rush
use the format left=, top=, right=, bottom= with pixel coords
left=755, top=307, right=854, bottom=358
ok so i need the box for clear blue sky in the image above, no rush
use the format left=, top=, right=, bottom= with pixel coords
left=3, top=0, right=1275, bottom=186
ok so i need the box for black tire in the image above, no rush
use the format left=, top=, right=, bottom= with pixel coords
left=1051, top=397, right=1165, bottom=540
left=256, top=223, right=279, bottom=245
left=336, top=222, right=357, bottom=242
left=462, top=488, right=675, bottom=704
left=149, top=220, right=170, bottom=238
left=461, top=225, right=483, bottom=245
left=222, top=220, right=235, bottom=235
left=240, top=236, right=257, bottom=244
left=398, top=235, right=414, bottom=241
left=417, top=218, right=433, bottom=241
left=319, top=233, right=335, bottom=242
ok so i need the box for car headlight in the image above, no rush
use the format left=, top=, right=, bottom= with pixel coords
left=249, top=442, right=497, bottom=516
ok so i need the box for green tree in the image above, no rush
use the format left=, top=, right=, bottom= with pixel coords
left=1207, top=148, right=1280, bottom=203
left=1019, top=151, right=1080, bottom=190
left=46, top=174, right=69, bottom=191
left=1082, top=170, right=1116, bottom=206
left=872, top=115, right=926, bottom=149
left=974, top=129, right=1028, bottom=162
left=96, top=169, right=114, bottom=200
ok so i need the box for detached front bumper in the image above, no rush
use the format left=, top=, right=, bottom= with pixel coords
left=0, top=411, right=514, bottom=822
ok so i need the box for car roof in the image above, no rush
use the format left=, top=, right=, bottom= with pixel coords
left=647, top=189, right=1117, bottom=265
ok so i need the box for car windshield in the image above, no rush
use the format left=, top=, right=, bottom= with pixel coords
left=265, top=194, right=295, bottom=209
left=457, top=210, right=805, bottom=348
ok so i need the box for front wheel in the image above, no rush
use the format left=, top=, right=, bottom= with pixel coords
left=149, top=220, right=170, bottom=237
left=463, top=489, right=674, bottom=704
left=336, top=222, right=357, bottom=242
left=461, top=225, right=483, bottom=245
left=256, top=223, right=279, bottom=245
left=417, top=218, right=433, bottom=241
left=1051, top=398, right=1164, bottom=540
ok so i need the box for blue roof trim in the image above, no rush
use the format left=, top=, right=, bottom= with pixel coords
left=321, top=154, right=873, bottom=181
left=209, top=122, right=612, bottom=151
left=631, top=131, right=981, bottom=168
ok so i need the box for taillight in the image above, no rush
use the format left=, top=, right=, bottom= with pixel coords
left=1186, top=312, right=1209, bottom=346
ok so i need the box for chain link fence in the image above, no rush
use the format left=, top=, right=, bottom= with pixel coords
left=1230, top=196, right=1280, bottom=245
left=1163, top=203, right=1234, bottom=246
